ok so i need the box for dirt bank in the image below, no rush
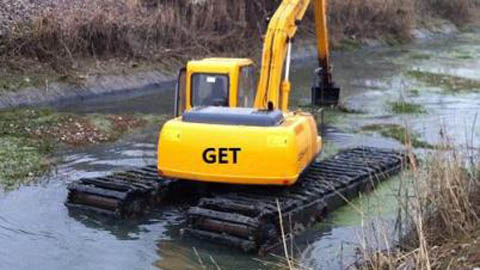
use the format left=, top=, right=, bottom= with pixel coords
left=0, top=69, right=174, bottom=109
left=0, top=0, right=479, bottom=109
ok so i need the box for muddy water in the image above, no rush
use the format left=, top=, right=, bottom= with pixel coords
left=1, top=28, right=480, bottom=270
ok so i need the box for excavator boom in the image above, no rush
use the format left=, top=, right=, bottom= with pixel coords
left=255, top=0, right=339, bottom=110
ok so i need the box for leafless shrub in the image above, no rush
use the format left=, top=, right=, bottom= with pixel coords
left=3, top=0, right=271, bottom=65
left=329, top=0, right=416, bottom=42
left=1, top=0, right=479, bottom=68
left=359, top=147, right=480, bottom=270
left=419, top=0, right=478, bottom=25
left=411, top=150, right=480, bottom=242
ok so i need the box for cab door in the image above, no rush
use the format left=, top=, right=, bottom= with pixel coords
left=174, top=67, right=187, bottom=117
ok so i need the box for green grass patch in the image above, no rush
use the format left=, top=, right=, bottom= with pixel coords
left=337, top=39, right=362, bottom=51
left=388, top=101, right=426, bottom=114
left=323, top=109, right=346, bottom=125
left=406, top=70, right=480, bottom=91
left=454, top=53, right=473, bottom=60
left=88, top=114, right=115, bottom=133
left=306, top=106, right=359, bottom=127
left=0, top=108, right=62, bottom=137
left=409, top=88, right=420, bottom=96
left=0, top=108, right=165, bottom=190
left=0, top=137, right=52, bottom=190
left=409, top=53, right=432, bottom=60
left=362, top=124, right=434, bottom=149
left=451, top=48, right=476, bottom=60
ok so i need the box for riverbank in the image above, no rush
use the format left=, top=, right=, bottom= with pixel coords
left=0, top=0, right=479, bottom=109
left=0, top=108, right=165, bottom=190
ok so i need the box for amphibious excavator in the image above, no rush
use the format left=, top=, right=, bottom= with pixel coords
left=66, top=0, right=409, bottom=253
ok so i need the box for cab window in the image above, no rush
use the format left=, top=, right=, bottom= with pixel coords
left=191, top=74, right=229, bottom=107
left=237, top=66, right=257, bottom=107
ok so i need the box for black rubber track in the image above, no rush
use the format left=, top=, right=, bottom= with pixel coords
left=66, top=165, right=172, bottom=218
left=183, top=147, right=410, bottom=254
left=65, top=147, right=410, bottom=254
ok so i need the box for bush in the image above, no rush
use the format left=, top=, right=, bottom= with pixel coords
left=4, top=0, right=273, bottom=62
left=420, top=0, right=478, bottom=25
left=330, top=0, right=415, bottom=42
left=1, top=0, right=479, bottom=66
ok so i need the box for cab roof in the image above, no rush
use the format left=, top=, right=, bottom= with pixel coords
left=188, top=58, right=253, bottom=72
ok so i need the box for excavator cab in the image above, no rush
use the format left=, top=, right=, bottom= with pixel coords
left=159, top=57, right=321, bottom=186
left=174, top=58, right=256, bottom=117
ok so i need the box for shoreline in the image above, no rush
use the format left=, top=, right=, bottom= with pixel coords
left=0, top=22, right=463, bottom=111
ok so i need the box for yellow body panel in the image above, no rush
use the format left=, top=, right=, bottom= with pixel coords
left=158, top=112, right=321, bottom=185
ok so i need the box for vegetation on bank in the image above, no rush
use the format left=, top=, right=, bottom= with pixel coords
left=407, top=70, right=480, bottom=92
left=0, top=108, right=164, bottom=190
left=388, top=101, right=426, bottom=114
left=358, top=149, right=480, bottom=270
left=0, top=137, right=51, bottom=190
left=0, top=0, right=479, bottom=92
left=361, top=124, right=434, bottom=149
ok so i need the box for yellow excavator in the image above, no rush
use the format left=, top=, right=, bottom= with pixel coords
left=157, top=0, right=339, bottom=186
left=66, top=0, right=407, bottom=254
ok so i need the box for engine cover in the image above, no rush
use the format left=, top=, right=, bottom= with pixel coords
left=182, top=107, right=284, bottom=127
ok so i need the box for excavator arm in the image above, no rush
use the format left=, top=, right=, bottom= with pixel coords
left=254, top=0, right=339, bottom=111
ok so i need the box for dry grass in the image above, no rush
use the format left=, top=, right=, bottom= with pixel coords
left=416, top=154, right=480, bottom=240
left=1, top=0, right=479, bottom=64
left=358, top=148, right=480, bottom=270
left=0, top=0, right=478, bottom=85
left=329, top=0, right=416, bottom=43
left=417, top=0, right=480, bottom=25
left=1, top=0, right=267, bottom=64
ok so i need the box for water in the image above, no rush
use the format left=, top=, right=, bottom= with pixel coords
left=1, top=28, right=480, bottom=270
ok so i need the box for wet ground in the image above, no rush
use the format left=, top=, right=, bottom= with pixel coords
left=1, top=27, right=480, bottom=270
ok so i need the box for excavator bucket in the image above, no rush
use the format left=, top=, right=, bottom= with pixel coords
left=312, top=84, right=340, bottom=106
left=311, top=68, right=341, bottom=106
